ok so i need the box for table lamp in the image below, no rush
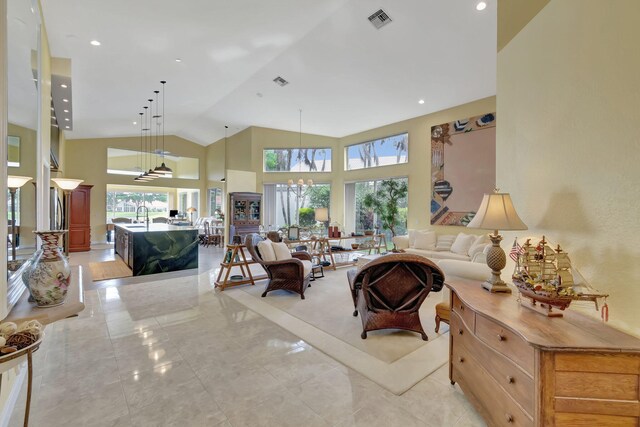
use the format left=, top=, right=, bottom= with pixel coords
left=52, top=178, right=84, bottom=255
left=7, top=175, right=33, bottom=260
left=315, top=207, right=329, bottom=235
left=187, top=207, right=197, bottom=225
left=467, top=191, right=527, bottom=293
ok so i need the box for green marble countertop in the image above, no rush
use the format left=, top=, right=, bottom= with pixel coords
left=114, top=224, right=199, bottom=233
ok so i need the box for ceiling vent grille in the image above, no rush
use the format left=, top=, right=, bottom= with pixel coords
left=273, top=76, right=289, bottom=87
left=368, top=9, right=392, bottom=29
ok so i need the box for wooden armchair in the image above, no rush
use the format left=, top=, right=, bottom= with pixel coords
left=245, top=233, right=312, bottom=299
left=347, top=253, right=445, bottom=340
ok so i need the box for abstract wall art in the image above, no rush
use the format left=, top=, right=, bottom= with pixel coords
left=431, top=113, right=496, bottom=226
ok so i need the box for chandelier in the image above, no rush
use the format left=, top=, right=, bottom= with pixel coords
left=288, top=109, right=313, bottom=189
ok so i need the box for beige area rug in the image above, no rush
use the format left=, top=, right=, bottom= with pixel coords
left=225, top=265, right=450, bottom=395
left=89, top=259, right=133, bottom=281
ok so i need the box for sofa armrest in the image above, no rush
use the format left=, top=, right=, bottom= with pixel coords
left=471, top=252, right=486, bottom=263
left=392, top=235, right=409, bottom=250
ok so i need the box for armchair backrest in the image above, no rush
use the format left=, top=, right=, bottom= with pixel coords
left=353, top=254, right=445, bottom=313
left=203, top=221, right=211, bottom=236
left=245, top=233, right=265, bottom=263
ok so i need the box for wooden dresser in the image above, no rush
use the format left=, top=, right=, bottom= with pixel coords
left=446, top=277, right=640, bottom=427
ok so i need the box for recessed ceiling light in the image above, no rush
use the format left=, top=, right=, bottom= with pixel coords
left=60, top=84, right=67, bottom=88
left=65, top=126, right=70, bottom=129
left=63, top=109, right=69, bottom=113
left=133, top=121, right=137, bottom=125
left=51, top=107, right=54, bottom=110
left=418, top=99, right=425, bottom=104
left=175, top=58, right=182, bottom=63
left=90, top=40, right=101, bottom=46
left=64, top=118, right=70, bottom=121
left=63, top=99, right=69, bottom=102
left=476, top=1, right=487, bottom=11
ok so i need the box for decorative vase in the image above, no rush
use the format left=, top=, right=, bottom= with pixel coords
left=22, top=231, right=70, bottom=307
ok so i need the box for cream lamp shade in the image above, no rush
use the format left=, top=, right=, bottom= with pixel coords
left=7, top=175, right=32, bottom=189
left=186, top=207, right=197, bottom=213
left=466, top=193, right=528, bottom=231
left=314, top=207, right=329, bottom=222
left=52, top=178, right=84, bottom=191
left=467, top=192, right=527, bottom=293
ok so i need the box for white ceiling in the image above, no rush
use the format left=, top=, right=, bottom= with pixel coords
left=40, top=0, right=496, bottom=146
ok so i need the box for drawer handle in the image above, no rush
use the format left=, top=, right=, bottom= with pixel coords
left=497, top=334, right=506, bottom=341
left=458, top=356, right=464, bottom=363
left=505, top=414, right=514, bottom=423
left=507, top=375, right=514, bottom=384
left=458, top=329, right=463, bottom=335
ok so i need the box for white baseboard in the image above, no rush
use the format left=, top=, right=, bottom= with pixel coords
left=0, top=363, right=27, bottom=427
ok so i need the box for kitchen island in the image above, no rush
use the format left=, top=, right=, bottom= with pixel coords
left=114, top=223, right=199, bottom=276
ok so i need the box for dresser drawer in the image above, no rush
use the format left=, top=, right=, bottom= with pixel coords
left=452, top=344, right=533, bottom=427
left=475, top=314, right=534, bottom=376
left=451, top=311, right=534, bottom=416
left=451, top=292, right=475, bottom=331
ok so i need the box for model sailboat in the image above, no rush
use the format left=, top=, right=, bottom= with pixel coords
left=512, top=236, right=608, bottom=317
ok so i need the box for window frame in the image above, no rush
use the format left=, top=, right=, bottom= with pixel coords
left=262, top=147, right=333, bottom=173
left=344, top=132, right=409, bottom=171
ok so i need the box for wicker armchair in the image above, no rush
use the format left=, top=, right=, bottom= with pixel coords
left=245, top=233, right=312, bottom=299
left=347, top=253, right=445, bottom=340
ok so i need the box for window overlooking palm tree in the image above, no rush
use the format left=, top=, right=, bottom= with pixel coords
left=345, top=133, right=408, bottom=170
left=263, top=148, right=332, bottom=172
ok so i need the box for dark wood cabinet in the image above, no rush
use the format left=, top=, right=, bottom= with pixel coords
left=69, top=184, right=92, bottom=252
left=229, top=192, right=261, bottom=237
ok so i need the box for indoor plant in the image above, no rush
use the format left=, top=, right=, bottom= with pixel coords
left=362, top=179, right=408, bottom=250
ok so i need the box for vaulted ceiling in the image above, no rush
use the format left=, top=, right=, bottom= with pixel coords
left=41, top=0, right=496, bottom=145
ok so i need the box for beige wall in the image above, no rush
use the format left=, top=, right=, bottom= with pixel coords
left=497, top=0, right=640, bottom=335
left=7, top=124, right=37, bottom=247
left=65, top=135, right=207, bottom=242
left=497, top=0, right=549, bottom=51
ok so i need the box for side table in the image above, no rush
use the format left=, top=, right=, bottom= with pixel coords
left=215, top=244, right=267, bottom=290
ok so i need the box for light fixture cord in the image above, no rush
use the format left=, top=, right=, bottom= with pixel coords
left=161, top=80, right=166, bottom=162
left=154, top=90, right=160, bottom=167
left=143, top=106, right=149, bottom=172
left=139, top=112, right=144, bottom=175
left=299, top=109, right=302, bottom=174
left=148, top=99, right=153, bottom=171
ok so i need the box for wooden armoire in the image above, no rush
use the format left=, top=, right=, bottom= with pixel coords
left=68, top=184, right=92, bottom=252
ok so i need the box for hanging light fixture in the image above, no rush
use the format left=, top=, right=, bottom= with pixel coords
left=288, top=109, right=313, bottom=188
left=153, top=80, right=173, bottom=175
left=146, top=98, right=163, bottom=178
left=139, top=106, right=154, bottom=181
left=135, top=111, right=151, bottom=181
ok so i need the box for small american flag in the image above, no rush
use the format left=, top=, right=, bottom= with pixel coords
left=509, top=238, right=524, bottom=261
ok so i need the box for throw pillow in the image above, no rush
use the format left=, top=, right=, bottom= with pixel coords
left=407, top=229, right=417, bottom=247
left=468, top=234, right=490, bottom=257
left=271, top=242, right=292, bottom=261
left=435, top=235, right=456, bottom=252
left=451, top=233, right=476, bottom=256
left=257, top=240, right=277, bottom=262
left=413, top=231, right=437, bottom=250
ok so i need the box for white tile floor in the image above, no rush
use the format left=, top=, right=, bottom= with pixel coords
left=8, top=247, right=486, bottom=427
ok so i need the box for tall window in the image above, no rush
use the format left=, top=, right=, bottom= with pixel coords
left=344, top=177, right=408, bottom=242
left=177, top=189, right=200, bottom=218
left=345, top=133, right=408, bottom=170
left=208, top=188, right=223, bottom=215
left=263, top=183, right=331, bottom=228
left=106, top=190, right=169, bottom=221
left=263, top=148, right=332, bottom=172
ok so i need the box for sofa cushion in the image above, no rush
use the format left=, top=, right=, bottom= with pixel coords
left=437, top=259, right=491, bottom=281
left=272, top=242, right=292, bottom=261
left=451, top=233, right=476, bottom=256
left=435, top=235, right=456, bottom=251
left=392, top=235, right=410, bottom=250
left=413, top=231, right=436, bottom=250
left=405, top=248, right=470, bottom=261
left=257, top=240, right=277, bottom=262
left=468, top=234, right=489, bottom=257
left=301, top=260, right=312, bottom=277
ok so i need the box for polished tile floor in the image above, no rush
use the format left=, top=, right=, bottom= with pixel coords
left=8, top=246, right=485, bottom=427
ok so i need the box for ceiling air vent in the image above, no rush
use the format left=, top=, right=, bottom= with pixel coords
left=368, top=9, right=392, bottom=29
left=273, top=76, right=289, bottom=87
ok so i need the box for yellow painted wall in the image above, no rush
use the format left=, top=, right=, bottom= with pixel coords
left=497, top=0, right=549, bottom=51
left=7, top=124, right=37, bottom=247
left=206, top=138, right=226, bottom=182
left=225, top=128, right=253, bottom=172
left=497, top=0, right=640, bottom=335
left=64, top=135, right=207, bottom=243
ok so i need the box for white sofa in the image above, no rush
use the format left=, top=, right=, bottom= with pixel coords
left=392, top=229, right=491, bottom=263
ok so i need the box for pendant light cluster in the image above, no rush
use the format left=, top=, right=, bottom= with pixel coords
left=134, top=80, right=173, bottom=181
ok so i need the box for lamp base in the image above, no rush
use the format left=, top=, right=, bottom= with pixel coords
left=482, top=231, right=512, bottom=293
left=481, top=279, right=512, bottom=293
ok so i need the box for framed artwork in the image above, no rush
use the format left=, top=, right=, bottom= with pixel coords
left=288, top=226, right=299, bottom=241
left=431, top=113, right=496, bottom=226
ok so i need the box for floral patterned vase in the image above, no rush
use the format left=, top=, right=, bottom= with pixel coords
left=22, top=231, right=70, bottom=307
